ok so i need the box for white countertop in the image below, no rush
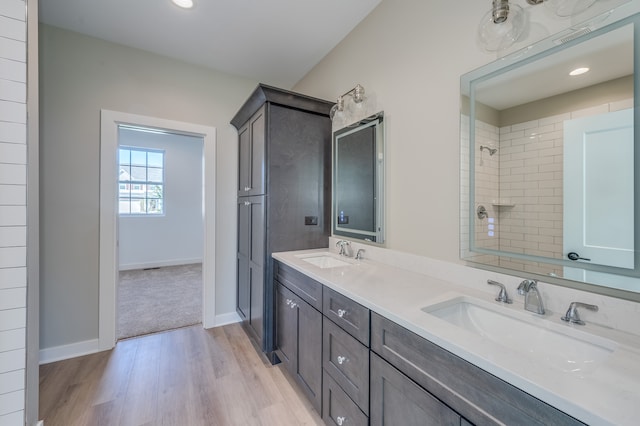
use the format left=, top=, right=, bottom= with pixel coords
left=272, top=248, right=640, bottom=426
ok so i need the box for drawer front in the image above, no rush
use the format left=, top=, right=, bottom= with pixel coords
left=370, top=313, right=585, bottom=426
left=323, top=317, right=369, bottom=414
left=274, top=261, right=322, bottom=310
left=370, top=353, right=460, bottom=426
left=323, top=287, right=370, bottom=345
left=322, top=370, right=368, bottom=426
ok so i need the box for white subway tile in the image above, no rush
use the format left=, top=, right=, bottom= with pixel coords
left=0, top=143, right=25, bottom=165
left=0, top=100, right=25, bottom=124
left=0, top=1, right=26, bottom=21
left=0, top=268, right=25, bottom=289
left=0, top=370, right=23, bottom=394
left=0, top=227, right=25, bottom=247
left=571, top=104, right=609, bottom=119
left=0, top=348, right=24, bottom=373
left=0, top=58, right=25, bottom=83
left=0, top=308, right=24, bottom=331
left=0, top=288, right=25, bottom=310
left=0, top=328, right=24, bottom=352
left=609, top=98, right=633, bottom=112
left=0, top=16, right=25, bottom=42
left=0, top=80, right=24, bottom=103
left=0, top=206, right=25, bottom=226
left=0, top=122, right=24, bottom=144
left=511, top=119, right=539, bottom=131
left=0, top=389, right=24, bottom=416
left=0, top=247, right=26, bottom=269
left=0, top=164, right=25, bottom=185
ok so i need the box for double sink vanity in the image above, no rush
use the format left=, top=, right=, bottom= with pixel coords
left=272, top=243, right=640, bottom=425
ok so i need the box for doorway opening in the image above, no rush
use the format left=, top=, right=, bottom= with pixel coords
left=99, top=110, right=217, bottom=351
left=116, top=125, right=204, bottom=339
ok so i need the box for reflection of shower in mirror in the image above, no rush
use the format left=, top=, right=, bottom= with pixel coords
left=480, top=145, right=498, bottom=156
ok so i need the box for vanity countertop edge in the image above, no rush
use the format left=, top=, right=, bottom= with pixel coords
left=272, top=248, right=640, bottom=426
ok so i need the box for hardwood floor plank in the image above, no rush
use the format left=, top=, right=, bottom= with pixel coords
left=40, top=324, right=323, bottom=426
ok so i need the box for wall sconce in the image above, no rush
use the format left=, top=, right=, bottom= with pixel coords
left=477, top=0, right=599, bottom=52
left=330, top=84, right=365, bottom=121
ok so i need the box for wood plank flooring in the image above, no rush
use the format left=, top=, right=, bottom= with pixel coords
left=39, top=323, right=324, bottom=426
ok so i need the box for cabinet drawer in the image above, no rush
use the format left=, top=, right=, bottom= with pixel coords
left=322, top=370, right=368, bottom=426
left=370, top=353, right=460, bottom=426
left=274, top=261, right=322, bottom=310
left=323, top=318, right=369, bottom=414
left=323, top=287, right=370, bottom=345
left=371, top=313, right=585, bottom=426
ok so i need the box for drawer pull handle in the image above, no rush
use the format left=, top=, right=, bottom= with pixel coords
left=290, top=302, right=297, bottom=309
left=336, top=416, right=346, bottom=426
left=244, top=186, right=251, bottom=192
left=244, top=201, right=251, bottom=206
left=337, top=355, right=347, bottom=365
left=285, top=299, right=292, bottom=306
left=337, top=309, right=347, bottom=318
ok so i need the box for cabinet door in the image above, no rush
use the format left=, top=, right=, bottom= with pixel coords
left=237, top=196, right=265, bottom=342
left=296, top=295, right=322, bottom=413
left=237, top=107, right=266, bottom=197
left=275, top=283, right=297, bottom=371
left=370, top=353, right=461, bottom=426
left=274, top=281, right=322, bottom=414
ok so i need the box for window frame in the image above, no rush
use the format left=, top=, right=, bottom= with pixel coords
left=118, top=146, right=165, bottom=216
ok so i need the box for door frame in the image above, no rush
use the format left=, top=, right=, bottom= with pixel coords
left=99, top=110, right=217, bottom=351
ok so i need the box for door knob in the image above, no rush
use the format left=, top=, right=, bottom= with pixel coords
left=567, top=252, right=591, bottom=261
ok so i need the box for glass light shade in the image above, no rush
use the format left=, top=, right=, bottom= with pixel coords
left=477, top=3, right=526, bottom=52
left=544, top=0, right=598, bottom=17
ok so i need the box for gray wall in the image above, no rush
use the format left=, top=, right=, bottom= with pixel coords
left=39, top=24, right=257, bottom=349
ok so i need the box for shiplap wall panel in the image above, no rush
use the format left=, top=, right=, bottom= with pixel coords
left=0, top=0, right=27, bottom=424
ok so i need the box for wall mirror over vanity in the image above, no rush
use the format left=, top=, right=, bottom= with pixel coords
left=460, top=6, right=640, bottom=302
left=333, top=112, right=385, bottom=243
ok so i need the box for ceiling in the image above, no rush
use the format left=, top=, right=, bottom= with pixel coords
left=39, top=0, right=382, bottom=88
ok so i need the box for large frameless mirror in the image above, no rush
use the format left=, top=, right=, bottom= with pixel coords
left=460, top=8, right=640, bottom=301
left=333, top=112, right=385, bottom=243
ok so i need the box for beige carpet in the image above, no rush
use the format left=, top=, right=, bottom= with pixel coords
left=117, top=263, right=202, bottom=340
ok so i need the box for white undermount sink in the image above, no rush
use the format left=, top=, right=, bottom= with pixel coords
left=295, top=252, right=353, bottom=269
left=421, top=296, right=617, bottom=375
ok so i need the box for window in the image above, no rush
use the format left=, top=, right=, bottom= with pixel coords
left=118, top=147, right=164, bottom=215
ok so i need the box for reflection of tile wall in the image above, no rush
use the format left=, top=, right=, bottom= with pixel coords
left=464, top=99, right=633, bottom=276
left=498, top=99, right=633, bottom=276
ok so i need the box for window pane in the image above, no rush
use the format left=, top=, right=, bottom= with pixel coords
left=147, top=167, right=163, bottom=183
left=118, top=147, right=164, bottom=216
left=130, top=150, right=147, bottom=166
left=148, top=151, right=163, bottom=168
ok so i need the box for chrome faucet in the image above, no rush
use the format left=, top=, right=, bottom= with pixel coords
left=355, top=248, right=365, bottom=260
left=336, top=240, right=352, bottom=257
left=561, top=302, right=599, bottom=325
left=517, top=279, right=545, bottom=315
left=487, top=280, right=512, bottom=304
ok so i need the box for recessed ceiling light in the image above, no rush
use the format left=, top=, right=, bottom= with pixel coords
left=569, top=67, right=590, bottom=76
left=172, top=0, right=194, bottom=9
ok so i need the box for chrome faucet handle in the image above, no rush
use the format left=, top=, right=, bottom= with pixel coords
left=561, top=301, right=599, bottom=325
left=487, top=280, right=512, bottom=304
left=355, top=248, right=365, bottom=260
left=335, top=240, right=351, bottom=257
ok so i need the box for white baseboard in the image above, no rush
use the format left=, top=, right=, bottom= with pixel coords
left=119, top=258, right=202, bottom=271
left=39, top=338, right=101, bottom=365
left=211, top=312, right=242, bottom=328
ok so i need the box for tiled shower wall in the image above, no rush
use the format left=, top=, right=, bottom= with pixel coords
left=0, top=0, right=27, bottom=424
left=469, top=98, right=633, bottom=275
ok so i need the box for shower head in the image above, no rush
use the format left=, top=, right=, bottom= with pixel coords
left=480, top=145, right=498, bottom=156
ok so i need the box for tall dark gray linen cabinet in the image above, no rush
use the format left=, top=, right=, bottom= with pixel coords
left=231, top=84, right=333, bottom=359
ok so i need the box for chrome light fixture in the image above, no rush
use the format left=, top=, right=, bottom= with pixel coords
left=478, top=0, right=529, bottom=52
left=477, top=0, right=600, bottom=53
left=330, top=84, right=365, bottom=121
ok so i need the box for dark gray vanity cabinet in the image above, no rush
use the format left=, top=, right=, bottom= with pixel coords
left=232, top=84, right=333, bottom=355
left=370, top=313, right=585, bottom=426
left=274, top=264, right=323, bottom=413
